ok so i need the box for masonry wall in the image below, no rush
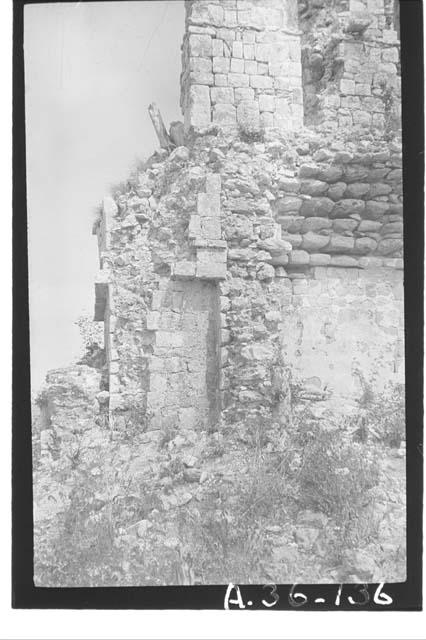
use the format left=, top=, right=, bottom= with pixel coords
left=299, top=0, right=400, bottom=131
left=181, top=0, right=304, bottom=132
left=92, top=0, right=403, bottom=439
left=281, top=266, right=404, bottom=416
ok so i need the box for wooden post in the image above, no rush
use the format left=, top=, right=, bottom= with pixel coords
left=148, top=103, right=173, bottom=150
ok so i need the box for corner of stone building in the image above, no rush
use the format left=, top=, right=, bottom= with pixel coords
left=91, top=0, right=404, bottom=440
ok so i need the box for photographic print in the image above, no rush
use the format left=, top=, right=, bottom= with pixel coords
left=24, top=0, right=410, bottom=590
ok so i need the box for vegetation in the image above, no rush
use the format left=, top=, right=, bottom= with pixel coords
left=33, top=376, right=405, bottom=585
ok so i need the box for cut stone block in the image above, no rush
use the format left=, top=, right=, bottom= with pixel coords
left=186, top=85, right=211, bottom=130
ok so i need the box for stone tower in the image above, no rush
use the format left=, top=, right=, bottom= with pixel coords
left=180, top=0, right=304, bottom=133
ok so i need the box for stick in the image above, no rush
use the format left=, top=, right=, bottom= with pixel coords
left=148, top=102, right=173, bottom=150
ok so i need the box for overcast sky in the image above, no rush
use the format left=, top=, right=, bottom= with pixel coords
left=25, top=1, right=184, bottom=391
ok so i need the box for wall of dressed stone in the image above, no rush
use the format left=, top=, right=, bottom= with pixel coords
left=180, top=0, right=304, bottom=133
left=299, top=0, right=400, bottom=132
left=281, top=265, right=404, bottom=417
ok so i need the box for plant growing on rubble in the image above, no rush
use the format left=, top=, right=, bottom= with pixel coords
left=238, top=123, right=265, bottom=144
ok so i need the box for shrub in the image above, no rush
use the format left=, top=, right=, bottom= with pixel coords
left=298, top=428, right=379, bottom=516
left=238, top=124, right=265, bottom=144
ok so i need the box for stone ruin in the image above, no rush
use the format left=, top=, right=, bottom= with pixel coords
left=91, top=0, right=403, bottom=435
left=32, top=0, right=405, bottom=586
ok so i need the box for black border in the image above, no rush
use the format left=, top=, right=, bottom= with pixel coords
left=12, top=0, right=423, bottom=610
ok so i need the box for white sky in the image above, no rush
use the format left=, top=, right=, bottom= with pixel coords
left=24, top=0, right=184, bottom=391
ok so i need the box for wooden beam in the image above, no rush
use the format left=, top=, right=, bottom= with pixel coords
left=148, top=103, right=173, bottom=150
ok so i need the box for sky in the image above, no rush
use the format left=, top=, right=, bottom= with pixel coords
left=24, top=0, right=184, bottom=391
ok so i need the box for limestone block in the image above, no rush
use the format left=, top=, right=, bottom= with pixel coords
left=259, top=94, right=275, bottom=112
left=228, top=247, right=255, bottom=261
left=243, top=30, right=256, bottom=43
left=210, top=86, right=234, bottom=104
left=258, top=62, right=269, bottom=75
left=332, top=218, right=359, bottom=234
left=382, top=221, right=403, bottom=235
left=309, top=253, right=331, bottom=266
left=190, top=2, right=224, bottom=26
left=377, top=239, right=403, bottom=256
left=186, top=85, right=211, bottom=129
left=352, top=110, right=372, bottom=126
left=188, top=25, right=216, bottom=36
left=331, top=199, right=365, bottom=218
left=275, top=196, right=303, bottom=213
left=344, top=182, right=370, bottom=198
left=326, top=235, right=355, bottom=253
left=212, top=39, right=224, bottom=57
left=288, top=250, right=310, bottom=265
left=301, top=217, right=332, bottom=233
left=189, top=34, right=212, bottom=57
left=236, top=99, right=260, bottom=130
left=188, top=214, right=201, bottom=238
left=214, top=74, right=228, bottom=86
left=244, top=59, right=257, bottom=74
left=382, top=47, right=399, bottom=63
left=243, top=43, right=255, bottom=59
left=277, top=176, right=300, bottom=193
left=197, top=191, right=220, bottom=218
left=213, top=103, right=237, bottom=126
left=223, top=9, right=238, bottom=27
left=232, top=41, right=243, bottom=58
left=300, top=197, right=334, bottom=217
left=146, top=311, right=160, bottom=331
left=234, top=87, right=255, bottom=102
left=300, top=180, right=328, bottom=196
left=301, top=232, right=330, bottom=252
left=206, top=172, right=221, bottom=196
left=340, top=79, right=356, bottom=95
left=250, top=74, right=273, bottom=89
left=255, top=43, right=271, bottom=62
left=197, top=246, right=227, bottom=264
left=369, top=182, right=392, bottom=197
left=362, top=200, right=390, bottom=220
left=358, top=256, right=384, bottom=268
left=190, top=57, right=212, bottom=73
left=230, top=57, right=245, bottom=73
left=354, top=237, right=378, bottom=254
left=213, top=56, right=230, bottom=73
left=355, top=83, right=371, bottom=96
left=299, top=164, right=319, bottom=179
left=358, top=220, right=382, bottom=232
left=196, top=261, right=227, bottom=280
left=201, top=217, right=221, bottom=239
left=329, top=255, right=359, bottom=267
left=189, top=71, right=214, bottom=85
left=228, top=73, right=250, bottom=87
left=257, top=237, right=292, bottom=255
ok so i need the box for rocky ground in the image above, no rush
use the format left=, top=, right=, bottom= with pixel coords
left=33, top=374, right=406, bottom=586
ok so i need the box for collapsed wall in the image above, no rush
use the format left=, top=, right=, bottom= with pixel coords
left=91, top=0, right=403, bottom=436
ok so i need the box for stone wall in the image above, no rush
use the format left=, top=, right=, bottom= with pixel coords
left=92, top=120, right=404, bottom=433
left=299, top=0, right=400, bottom=132
left=89, top=0, right=403, bottom=439
left=180, top=0, right=304, bottom=133
left=281, top=265, right=404, bottom=417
